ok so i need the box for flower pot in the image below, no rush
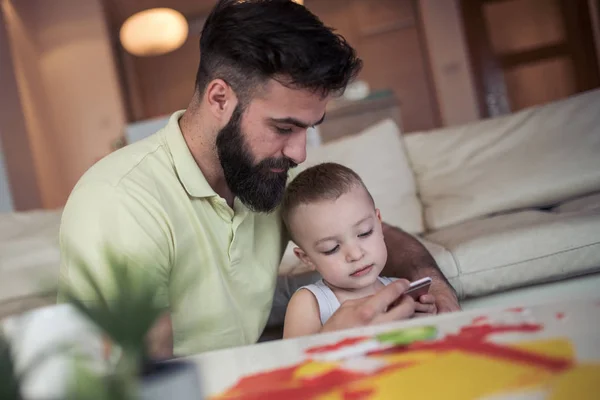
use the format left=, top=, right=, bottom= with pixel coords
left=140, top=359, right=203, bottom=400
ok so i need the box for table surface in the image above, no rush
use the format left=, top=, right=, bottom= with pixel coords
left=187, top=295, right=600, bottom=399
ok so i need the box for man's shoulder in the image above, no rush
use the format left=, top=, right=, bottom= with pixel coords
left=77, top=133, right=171, bottom=190
left=62, top=132, right=177, bottom=227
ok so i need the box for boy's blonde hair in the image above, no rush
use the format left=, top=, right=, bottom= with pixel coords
left=281, top=162, right=374, bottom=232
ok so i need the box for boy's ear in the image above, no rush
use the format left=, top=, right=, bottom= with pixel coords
left=375, top=208, right=382, bottom=222
left=293, top=247, right=316, bottom=270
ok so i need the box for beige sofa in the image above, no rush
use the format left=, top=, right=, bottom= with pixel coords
left=2, top=89, right=600, bottom=323
left=280, top=88, right=600, bottom=303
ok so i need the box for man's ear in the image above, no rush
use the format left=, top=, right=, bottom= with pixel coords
left=204, top=78, right=238, bottom=122
left=293, top=247, right=316, bottom=270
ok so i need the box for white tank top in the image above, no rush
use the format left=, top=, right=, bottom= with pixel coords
left=299, top=277, right=398, bottom=325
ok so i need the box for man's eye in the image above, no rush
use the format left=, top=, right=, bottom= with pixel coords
left=358, top=229, right=373, bottom=238
left=276, top=127, right=294, bottom=135
left=323, top=245, right=339, bottom=255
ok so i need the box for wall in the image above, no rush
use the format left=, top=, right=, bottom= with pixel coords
left=0, top=140, right=14, bottom=212
left=590, top=0, right=600, bottom=73
left=1, top=0, right=482, bottom=210
left=0, top=1, right=42, bottom=211
left=3, top=0, right=63, bottom=209
left=117, top=0, right=480, bottom=131
left=2, top=0, right=127, bottom=209
left=305, top=0, right=442, bottom=132
left=418, top=0, right=480, bottom=126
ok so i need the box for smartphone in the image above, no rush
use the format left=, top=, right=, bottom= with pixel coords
left=388, top=277, right=433, bottom=311
left=404, top=277, right=432, bottom=300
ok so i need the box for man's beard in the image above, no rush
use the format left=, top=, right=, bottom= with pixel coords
left=216, top=105, right=297, bottom=213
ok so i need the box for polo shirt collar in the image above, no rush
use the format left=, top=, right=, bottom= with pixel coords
left=164, top=110, right=217, bottom=198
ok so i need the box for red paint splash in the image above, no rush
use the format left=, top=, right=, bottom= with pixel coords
left=472, top=316, right=488, bottom=325
left=556, top=312, right=565, bottom=320
left=220, top=364, right=297, bottom=397
left=367, top=323, right=570, bottom=372
left=405, top=338, right=570, bottom=372
left=305, top=336, right=369, bottom=354
left=456, top=323, right=542, bottom=340
left=220, top=364, right=369, bottom=400
left=506, top=307, right=525, bottom=313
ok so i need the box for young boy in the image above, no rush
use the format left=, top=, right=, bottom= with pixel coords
left=281, top=162, right=431, bottom=338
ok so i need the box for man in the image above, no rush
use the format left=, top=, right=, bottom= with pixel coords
left=58, top=0, right=460, bottom=358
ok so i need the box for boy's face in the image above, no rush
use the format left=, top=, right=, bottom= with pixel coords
left=290, top=185, right=388, bottom=290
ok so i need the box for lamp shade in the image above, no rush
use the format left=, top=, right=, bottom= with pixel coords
left=120, top=8, right=188, bottom=57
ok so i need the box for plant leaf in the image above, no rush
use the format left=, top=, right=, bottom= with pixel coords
left=0, top=335, right=23, bottom=400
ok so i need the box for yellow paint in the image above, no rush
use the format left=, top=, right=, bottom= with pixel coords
left=549, top=364, right=600, bottom=400
left=510, top=339, right=574, bottom=360
left=295, top=361, right=340, bottom=379
left=328, top=351, right=557, bottom=399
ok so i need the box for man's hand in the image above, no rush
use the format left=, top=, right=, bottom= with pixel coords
left=415, top=294, right=437, bottom=317
left=430, top=286, right=461, bottom=313
left=320, top=279, right=416, bottom=334
left=146, top=312, right=174, bottom=360
left=381, top=223, right=461, bottom=314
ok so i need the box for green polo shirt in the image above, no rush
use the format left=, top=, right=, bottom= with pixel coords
left=57, top=110, right=291, bottom=355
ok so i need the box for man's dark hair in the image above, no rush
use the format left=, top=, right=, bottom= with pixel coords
left=195, top=0, right=363, bottom=105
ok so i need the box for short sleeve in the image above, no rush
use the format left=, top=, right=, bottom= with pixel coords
left=57, top=182, right=172, bottom=309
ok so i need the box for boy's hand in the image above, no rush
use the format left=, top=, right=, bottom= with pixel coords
left=320, top=279, right=416, bottom=334
left=414, top=294, right=437, bottom=317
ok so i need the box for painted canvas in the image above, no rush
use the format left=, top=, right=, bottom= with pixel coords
left=210, top=305, right=600, bottom=399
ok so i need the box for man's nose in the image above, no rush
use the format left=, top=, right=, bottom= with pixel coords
left=282, top=130, right=307, bottom=165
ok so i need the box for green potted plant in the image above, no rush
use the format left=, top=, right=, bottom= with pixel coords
left=2, top=247, right=201, bottom=400
left=59, top=249, right=202, bottom=400
left=0, top=332, right=23, bottom=400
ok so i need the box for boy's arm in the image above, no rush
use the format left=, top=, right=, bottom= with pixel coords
left=282, top=289, right=322, bottom=339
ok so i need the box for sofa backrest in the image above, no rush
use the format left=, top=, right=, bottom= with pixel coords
left=299, top=119, right=425, bottom=234
left=403, top=89, right=600, bottom=231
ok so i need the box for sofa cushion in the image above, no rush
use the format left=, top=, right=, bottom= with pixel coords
left=424, top=208, right=600, bottom=298
left=301, top=118, right=424, bottom=234
left=552, top=191, right=600, bottom=214
left=404, top=89, right=600, bottom=230
left=416, top=237, right=462, bottom=296
left=0, top=210, right=62, bottom=306
left=417, top=237, right=458, bottom=280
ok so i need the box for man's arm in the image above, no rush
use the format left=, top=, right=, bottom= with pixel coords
left=380, top=223, right=460, bottom=312
left=58, top=183, right=175, bottom=358
left=146, top=313, right=174, bottom=359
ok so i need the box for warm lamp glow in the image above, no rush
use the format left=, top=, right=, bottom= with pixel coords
left=120, top=8, right=188, bottom=57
